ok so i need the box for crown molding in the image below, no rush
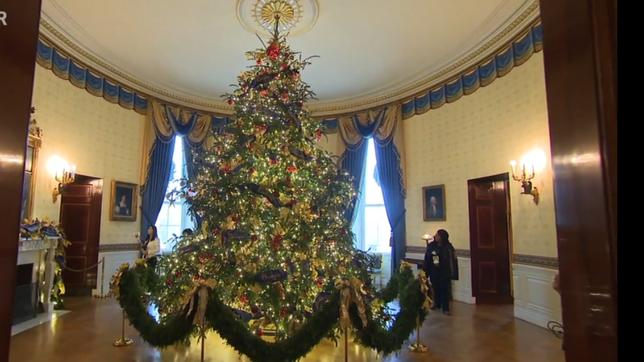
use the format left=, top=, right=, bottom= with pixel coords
left=308, top=0, right=540, bottom=116
left=39, top=0, right=539, bottom=118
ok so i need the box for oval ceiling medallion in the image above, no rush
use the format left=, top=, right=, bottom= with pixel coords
left=236, top=0, right=319, bottom=37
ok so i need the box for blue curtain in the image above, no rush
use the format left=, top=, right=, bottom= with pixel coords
left=374, top=139, right=406, bottom=273
left=340, top=141, right=368, bottom=223
left=140, top=136, right=176, bottom=238
left=338, top=108, right=406, bottom=272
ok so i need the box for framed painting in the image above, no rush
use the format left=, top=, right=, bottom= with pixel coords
left=423, top=184, right=446, bottom=221
left=110, top=180, right=138, bottom=221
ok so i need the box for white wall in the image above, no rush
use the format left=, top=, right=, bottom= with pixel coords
left=30, top=66, right=145, bottom=245
left=401, top=53, right=560, bottom=328
left=513, top=263, right=562, bottom=327
left=403, top=52, right=558, bottom=258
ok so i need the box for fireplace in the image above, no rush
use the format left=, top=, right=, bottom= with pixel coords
left=13, top=263, right=39, bottom=325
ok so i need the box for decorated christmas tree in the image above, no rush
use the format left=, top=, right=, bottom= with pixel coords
left=115, top=16, right=430, bottom=362
left=158, top=20, right=359, bottom=339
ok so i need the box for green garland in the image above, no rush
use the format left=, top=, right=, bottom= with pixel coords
left=351, top=267, right=427, bottom=354
left=118, top=264, right=428, bottom=361
left=118, top=267, right=195, bottom=346
left=206, top=289, right=341, bottom=362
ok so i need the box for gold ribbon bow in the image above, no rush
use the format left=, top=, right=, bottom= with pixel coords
left=399, top=260, right=413, bottom=270
left=335, top=277, right=368, bottom=330
left=417, top=270, right=433, bottom=313
left=109, top=263, right=130, bottom=299
left=180, top=279, right=217, bottom=327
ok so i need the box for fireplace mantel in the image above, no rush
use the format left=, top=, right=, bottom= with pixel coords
left=16, top=237, right=58, bottom=314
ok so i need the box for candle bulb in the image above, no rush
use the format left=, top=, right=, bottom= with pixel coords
left=522, top=163, right=526, bottom=179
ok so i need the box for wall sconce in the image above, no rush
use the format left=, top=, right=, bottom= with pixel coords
left=50, top=156, right=76, bottom=202
left=510, top=160, right=539, bottom=204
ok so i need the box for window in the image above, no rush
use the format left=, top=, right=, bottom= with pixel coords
left=156, top=137, right=194, bottom=253
left=352, top=138, right=391, bottom=254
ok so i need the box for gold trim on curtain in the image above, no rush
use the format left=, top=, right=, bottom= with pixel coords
left=140, top=110, right=157, bottom=186
left=151, top=100, right=174, bottom=139
left=336, top=104, right=406, bottom=192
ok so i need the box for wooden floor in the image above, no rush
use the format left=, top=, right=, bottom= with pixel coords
left=9, top=297, right=564, bottom=362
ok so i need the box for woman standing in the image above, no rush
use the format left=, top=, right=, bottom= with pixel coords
left=423, top=229, right=458, bottom=315
left=143, top=225, right=161, bottom=268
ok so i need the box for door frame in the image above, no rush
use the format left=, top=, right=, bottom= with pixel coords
left=467, top=172, right=513, bottom=304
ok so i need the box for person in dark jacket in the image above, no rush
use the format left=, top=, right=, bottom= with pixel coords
left=423, top=229, right=458, bottom=314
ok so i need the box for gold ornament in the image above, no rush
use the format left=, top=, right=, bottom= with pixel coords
left=223, top=216, right=237, bottom=230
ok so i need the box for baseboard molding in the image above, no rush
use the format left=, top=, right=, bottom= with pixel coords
left=514, top=304, right=559, bottom=329
left=452, top=286, right=476, bottom=304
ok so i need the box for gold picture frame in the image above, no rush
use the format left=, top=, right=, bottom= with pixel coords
left=21, top=115, right=42, bottom=222
left=110, top=180, right=138, bottom=221
left=422, top=184, right=446, bottom=221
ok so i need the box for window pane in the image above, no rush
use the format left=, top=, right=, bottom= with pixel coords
left=363, top=206, right=390, bottom=253
left=156, top=136, right=194, bottom=254
left=364, top=139, right=384, bottom=205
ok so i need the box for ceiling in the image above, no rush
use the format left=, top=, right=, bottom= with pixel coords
left=41, top=0, right=537, bottom=115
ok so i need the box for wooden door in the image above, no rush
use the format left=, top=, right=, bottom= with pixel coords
left=539, top=0, right=617, bottom=360
left=468, top=173, right=513, bottom=304
left=59, top=175, right=102, bottom=295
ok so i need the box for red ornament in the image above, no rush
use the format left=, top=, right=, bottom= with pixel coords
left=239, top=294, right=249, bottom=305
left=270, top=158, right=279, bottom=165
left=165, top=278, right=174, bottom=286
left=281, top=92, right=289, bottom=101
left=267, top=41, right=281, bottom=60
left=257, top=328, right=264, bottom=336
left=271, top=234, right=283, bottom=250
left=259, top=89, right=269, bottom=97
left=255, top=124, right=268, bottom=134
left=227, top=98, right=235, bottom=106
left=316, top=277, right=324, bottom=287
left=280, top=63, right=289, bottom=70
left=280, top=307, right=289, bottom=317
left=287, top=165, right=297, bottom=173
left=198, top=253, right=212, bottom=263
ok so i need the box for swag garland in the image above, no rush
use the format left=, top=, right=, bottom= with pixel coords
left=116, top=262, right=429, bottom=361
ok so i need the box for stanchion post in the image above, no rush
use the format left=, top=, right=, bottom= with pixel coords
left=408, top=316, right=428, bottom=353
left=200, top=320, right=206, bottom=362
left=113, top=310, right=134, bottom=347
left=344, top=327, right=348, bottom=362
left=99, top=256, right=105, bottom=297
